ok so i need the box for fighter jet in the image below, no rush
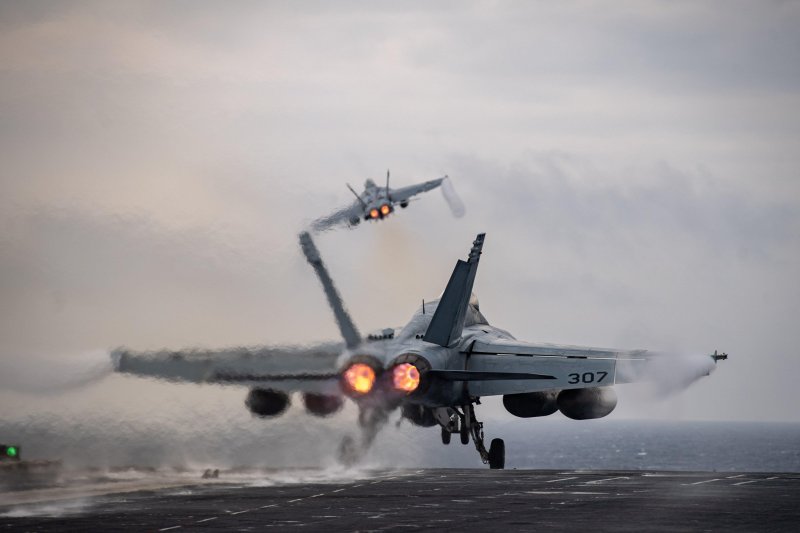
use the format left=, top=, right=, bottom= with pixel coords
left=310, top=171, right=464, bottom=231
left=112, top=233, right=725, bottom=469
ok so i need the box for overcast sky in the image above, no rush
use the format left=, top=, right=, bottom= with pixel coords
left=1, top=0, right=799, bottom=451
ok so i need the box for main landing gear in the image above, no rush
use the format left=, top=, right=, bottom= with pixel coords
left=439, top=403, right=505, bottom=469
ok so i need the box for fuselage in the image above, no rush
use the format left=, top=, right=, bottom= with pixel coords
left=336, top=295, right=517, bottom=407
left=360, top=179, right=394, bottom=220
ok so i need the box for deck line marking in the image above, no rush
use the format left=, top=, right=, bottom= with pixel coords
left=332, top=488, right=345, bottom=493
left=546, top=477, right=577, bottom=483
left=260, top=504, right=278, bottom=509
left=288, top=498, right=303, bottom=503
left=767, top=476, right=779, bottom=480
left=197, top=517, right=218, bottom=523
left=310, top=493, right=325, bottom=498
left=690, top=478, right=723, bottom=485
left=726, top=474, right=746, bottom=479
left=585, top=476, right=629, bottom=485
left=159, top=527, right=182, bottom=532
left=734, top=480, right=761, bottom=485
left=231, top=509, right=251, bottom=515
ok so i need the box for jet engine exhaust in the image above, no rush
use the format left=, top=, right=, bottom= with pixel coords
left=441, top=176, right=466, bottom=218
left=392, top=363, right=421, bottom=393
left=342, top=363, right=377, bottom=396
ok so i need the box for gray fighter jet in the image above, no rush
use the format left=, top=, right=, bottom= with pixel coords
left=112, top=233, right=725, bottom=469
left=311, top=171, right=464, bottom=231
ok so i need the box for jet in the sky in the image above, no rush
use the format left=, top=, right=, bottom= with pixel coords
left=310, top=171, right=464, bottom=231
left=112, top=233, right=725, bottom=469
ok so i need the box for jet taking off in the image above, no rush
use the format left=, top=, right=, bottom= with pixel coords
left=311, top=171, right=465, bottom=231
left=112, top=233, right=725, bottom=469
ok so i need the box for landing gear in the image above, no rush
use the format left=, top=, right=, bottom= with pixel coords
left=460, top=413, right=470, bottom=445
left=488, top=438, right=505, bottom=469
left=457, top=403, right=506, bottom=470
left=441, top=426, right=451, bottom=445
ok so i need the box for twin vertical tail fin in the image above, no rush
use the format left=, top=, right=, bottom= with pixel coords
left=422, top=233, right=485, bottom=347
left=299, top=232, right=362, bottom=349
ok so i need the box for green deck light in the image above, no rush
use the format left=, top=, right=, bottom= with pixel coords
left=6, top=446, right=17, bottom=458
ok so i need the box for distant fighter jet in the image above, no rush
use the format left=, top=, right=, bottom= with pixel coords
left=112, top=233, right=725, bottom=469
left=311, top=171, right=464, bottom=231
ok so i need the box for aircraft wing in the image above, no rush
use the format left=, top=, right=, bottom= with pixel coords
left=111, top=342, right=345, bottom=395
left=459, top=338, right=651, bottom=397
left=390, top=176, right=445, bottom=204
left=310, top=202, right=362, bottom=232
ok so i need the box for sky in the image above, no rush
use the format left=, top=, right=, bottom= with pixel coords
left=1, top=1, right=799, bottom=464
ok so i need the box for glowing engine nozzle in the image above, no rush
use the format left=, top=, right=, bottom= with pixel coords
left=343, top=363, right=377, bottom=395
left=380, top=204, right=391, bottom=216
left=369, top=208, right=379, bottom=219
left=392, top=363, right=421, bottom=393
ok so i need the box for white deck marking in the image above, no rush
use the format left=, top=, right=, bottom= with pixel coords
left=734, top=480, right=762, bottom=485
left=585, top=476, right=629, bottom=485
left=260, top=504, right=278, bottom=509
left=331, top=488, right=345, bottom=493
left=288, top=498, right=303, bottom=503
left=196, top=517, right=218, bottom=523
left=231, top=509, right=251, bottom=515
left=689, top=478, right=723, bottom=485
left=726, top=474, right=746, bottom=479
left=310, top=493, right=325, bottom=498
left=546, top=477, right=578, bottom=483
left=158, top=527, right=182, bottom=531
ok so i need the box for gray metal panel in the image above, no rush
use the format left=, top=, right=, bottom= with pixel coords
left=470, top=339, right=648, bottom=360
left=111, top=343, right=343, bottom=395
left=389, top=177, right=445, bottom=203
left=463, top=353, right=617, bottom=397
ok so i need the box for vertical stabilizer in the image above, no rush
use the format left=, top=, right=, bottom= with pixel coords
left=423, top=233, right=485, bottom=347
left=299, top=232, right=362, bottom=349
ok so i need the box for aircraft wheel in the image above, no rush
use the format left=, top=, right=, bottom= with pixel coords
left=488, top=438, right=505, bottom=470
left=441, top=427, right=451, bottom=445
left=460, top=422, right=470, bottom=445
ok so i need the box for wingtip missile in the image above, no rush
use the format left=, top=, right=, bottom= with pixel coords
left=711, top=350, right=728, bottom=363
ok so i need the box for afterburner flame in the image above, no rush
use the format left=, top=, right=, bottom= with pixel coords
left=380, top=204, right=391, bottom=216
left=392, top=363, right=420, bottom=393
left=369, top=208, right=379, bottom=219
left=343, top=363, right=376, bottom=395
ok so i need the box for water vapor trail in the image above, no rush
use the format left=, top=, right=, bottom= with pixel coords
left=619, top=350, right=718, bottom=398
left=0, top=349, right=112, bottom=395
left=441, top=176, right=466, bottom=218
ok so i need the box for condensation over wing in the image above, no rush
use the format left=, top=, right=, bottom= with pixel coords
left=111, top=342, right=344, bottom=395
left=310, top=201, right=362, bottom=232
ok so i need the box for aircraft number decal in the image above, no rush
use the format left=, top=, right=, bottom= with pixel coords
left=567, top=371, right=608, bottom=384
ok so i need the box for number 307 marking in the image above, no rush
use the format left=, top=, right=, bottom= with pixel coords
left=567, top=371, right=608, bottom=384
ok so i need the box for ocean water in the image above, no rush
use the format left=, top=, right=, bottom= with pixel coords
left=3, top=415, right=799, bottom=473
left=496, top=419, right=800, bottom=472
